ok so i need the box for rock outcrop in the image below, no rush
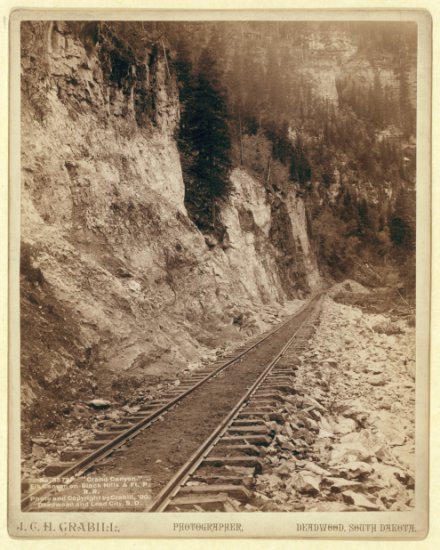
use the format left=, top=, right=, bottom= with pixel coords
left=20, top=22, right=321, bottom=431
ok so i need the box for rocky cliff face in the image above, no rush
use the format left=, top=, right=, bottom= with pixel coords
left=20, top=22, right=321, bottom=430
left=295, top=27, right=417, bottom=205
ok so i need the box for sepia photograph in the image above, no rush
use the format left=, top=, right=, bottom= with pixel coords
left=8, top=9, right=431, bottom=539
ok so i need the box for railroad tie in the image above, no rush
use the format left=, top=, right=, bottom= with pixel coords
left=202, top=455, right=264, bottom=471
left=93, top=431, right=122, bottom=440
left=107, top=423, right=133, bottom=431
left=239, top=412, right=284, bottom=426
left=268, top=376, right=295, bottom=382
left=240, top=404, right=273, bottom=412
left=250, top=399, right=289, bottom=409
left=82, top=441, right=105, bottom=449
left=219, top=434, right=272, bottom=446
left=178, top=484, right=251, bottom=502
left=166, top=493, right=237, bottom=511
left=237, top=411, right=270, bottom=419
left=130, top=413, right=154, bottom=420
left=228, top=425, right=268, bottom=435
left=252, top=390, right=286, bottom=401
left=43, top=462, right=75, bottom=476
left=191, top=474, right=252, bottom=486
left=218, top=444, right=261, bottom=456
left=59, top=450, right=92, bottom=461
left=265, top=380, right=295, bottom=387
left=232, top=418, right=267, bottom=427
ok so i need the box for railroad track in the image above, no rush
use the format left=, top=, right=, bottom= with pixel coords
left=22, top=293, right=323, bottom=512
left=148, top=297, right=322, bottom=512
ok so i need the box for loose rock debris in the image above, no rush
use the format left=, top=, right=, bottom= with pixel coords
left=250, top=295, right=415, bottom=512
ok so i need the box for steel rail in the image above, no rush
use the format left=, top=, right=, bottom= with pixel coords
left=21, top=294, right=319, bottom=511
left=148, top=294, right=322, bottom=512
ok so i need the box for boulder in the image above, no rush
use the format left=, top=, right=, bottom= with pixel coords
left=302, top=461, right=331, bottom=476
left=274, top=461, right=296, bottom=476
left=339, top=461, right=374, bottom=479
left=31, top=444, right=46, bottom=460
left=287, top=471, right=321, bottom=495
left=342, top=490, right=381, bottom=510
left=87, top=398, right=112, bottom=410
left=322, top=476, right=363, bottom=492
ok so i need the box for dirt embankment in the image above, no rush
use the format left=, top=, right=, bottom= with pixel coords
left=21, top=292, right=306, bottom=479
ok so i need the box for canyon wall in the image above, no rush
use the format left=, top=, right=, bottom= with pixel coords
left=20, top=22, right=321, bottom=426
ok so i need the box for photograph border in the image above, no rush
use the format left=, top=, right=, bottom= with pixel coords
left=4, top=3, right=434, bottom=544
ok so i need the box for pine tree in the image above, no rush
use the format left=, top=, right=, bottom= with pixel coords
left=176, top=52, right=232, bottom=231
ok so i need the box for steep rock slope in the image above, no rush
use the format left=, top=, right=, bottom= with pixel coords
left=20, top=22, right=320, bottom=431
